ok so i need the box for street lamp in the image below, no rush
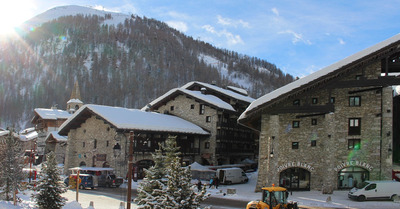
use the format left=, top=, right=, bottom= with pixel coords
left=113, top=143, right=121, bottom=157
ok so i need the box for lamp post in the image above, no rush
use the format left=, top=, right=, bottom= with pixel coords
left=127, top=131, right=134, bottom=209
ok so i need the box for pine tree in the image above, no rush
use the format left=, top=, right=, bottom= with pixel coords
left=164, top=136, right=209, bottom=209
left=136, top=135, right=209, bottom=209
left=0, top=129, right=24, bottom=202
left=33, top=151, right=67, bottom=209
left=135, top=146, right=168, bottom=209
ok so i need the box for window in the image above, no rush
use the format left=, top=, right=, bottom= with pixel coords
left=206, top=116, right=211, bottom=122
left=293, top=99, right=300, bottom=106
left=94, top=139, right=97, bottom=149
left=205, top=142, right=210, bottom=149
left=312, top=98, right=318, bottom=104
left=293, top=121, right=300, bottom=128
left=292, top=142, right=299, bottom=149
left=106, top=141, right=109, bottom=147
left=311, top=140, right=317, bottom=147
left=349, top=96, right=361, bottom=106
left=330, top=97, right=335, bottom=104
left=355, top=75, right=362, bottom=80
left=349, top=118, right=361, bottom=135
left=365, top=183, right=376, bottom=191
left=311, top=119, right=317, bottom=125
left=82, top=142, right=85, bottom=147
left=348, top=139, right=361, bottom=150
left=190, top=104, right=195, bottom=109
left=170, top=106, right=174, bottom=111
left=199, top=104, right=205, bottom=115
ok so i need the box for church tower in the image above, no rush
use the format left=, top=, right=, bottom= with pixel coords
left=67, top=81, right=83, bottom=113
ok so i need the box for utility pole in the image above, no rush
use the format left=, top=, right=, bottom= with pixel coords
left=127, top=131, right=134, bottom=209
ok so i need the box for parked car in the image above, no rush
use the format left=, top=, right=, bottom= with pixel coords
left=217, top=167, right=248, bottom=184
left=348, top=180, right=400, bottom=201
left=98, top=174, right=123, bottom=188
left=65, top=174, right=97, bottom=190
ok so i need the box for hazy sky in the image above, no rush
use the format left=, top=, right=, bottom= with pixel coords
left=4, top=0, right=400, bottom=77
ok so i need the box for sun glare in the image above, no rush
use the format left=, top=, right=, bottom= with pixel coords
left=0, top=0, right=35, bottom=35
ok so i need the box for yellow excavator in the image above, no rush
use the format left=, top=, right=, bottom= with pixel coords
left=246, top=185, right=298, bottom=209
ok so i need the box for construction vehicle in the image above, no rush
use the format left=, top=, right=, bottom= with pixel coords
left=246, top=185, right=298, bottom=209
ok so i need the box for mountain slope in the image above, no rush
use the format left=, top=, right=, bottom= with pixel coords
left=0, top=5, right=293, bottom=129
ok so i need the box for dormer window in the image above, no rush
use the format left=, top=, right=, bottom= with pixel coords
left=293, top=99, right=300, bottom=106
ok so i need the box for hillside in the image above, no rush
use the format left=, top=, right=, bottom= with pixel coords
left=0, top=5, right=294, bottom=129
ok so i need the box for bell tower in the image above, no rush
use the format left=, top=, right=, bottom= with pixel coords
left=67, top=81, right=83, bottom=113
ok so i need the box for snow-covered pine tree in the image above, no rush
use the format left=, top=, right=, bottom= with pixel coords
left=164, top=136, right=209, bottom=209
left=135, top=146, right=168, bottom=209
left=33, top=151, right=67, bottom=209
left=136, top=135, right=209, bottom=209
left=0, top=129, right=25, bottom=201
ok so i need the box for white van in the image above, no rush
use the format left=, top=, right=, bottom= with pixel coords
left=217, top=167, right=248, bottom=184
left=348, top=180, right=400, bottom=201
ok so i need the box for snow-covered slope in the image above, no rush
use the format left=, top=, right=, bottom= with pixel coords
left=24, top=5, right=130, bottom=28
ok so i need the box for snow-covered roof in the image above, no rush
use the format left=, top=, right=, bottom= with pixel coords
left=227, top=86, right=248, bottom=96
left=143, top=88, right=235, bottom=112
left=59, top=104, right=210, bottom=135
left=182, top=81, right=255, bottom=103
left=19, top=129, right=38, bottom=142
left=188, top=162, right=215, bottom=172
left=0, top=130, right=9, bottom=137
left=34, top=108, right=71, bottom=120
left=69, top=167, right=114, bottom=171
left=239, top=33, right=400, bottom=121
left=67, top=99, right=83, bottom=104
left=46, top=131, right=67, bottom=142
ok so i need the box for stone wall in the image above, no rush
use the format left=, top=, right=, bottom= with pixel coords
left=64, top=116, right=127, bottom=176
left=155, top=94, right=218, bottom=165
left=256, top=60, right=394, bottom=191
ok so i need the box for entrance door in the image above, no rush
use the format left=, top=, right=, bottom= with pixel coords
left=279, top=168, right=310, bottom=191
left=338, top=166, right=369, bottom=189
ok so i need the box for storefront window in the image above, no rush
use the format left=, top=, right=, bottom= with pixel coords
left=279, top=168, right=310, bottom=191
left=337, top=166, right=369, bottom=189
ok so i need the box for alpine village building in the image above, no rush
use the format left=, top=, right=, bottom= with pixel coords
left=144, top=81, right=257, bottom=166
left=31, top=81, right=83, bottom=163
left=238, top=34, right=400, bottom=193
left=57, top=81, right=257, bottom=178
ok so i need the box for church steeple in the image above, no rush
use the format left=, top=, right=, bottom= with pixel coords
left=70, top=81, right=81, bottom=101
left=67, top=81, right=83, bottom=113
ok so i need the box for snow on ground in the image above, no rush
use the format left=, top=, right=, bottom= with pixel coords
left=1, top=171, right=400, bottom=208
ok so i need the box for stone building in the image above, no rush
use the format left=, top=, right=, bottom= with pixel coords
left=238, top=34, right=400, bottom=192
left=58, top=104, right=209, bottom=177
left=144, top=81, right=257, bottom=165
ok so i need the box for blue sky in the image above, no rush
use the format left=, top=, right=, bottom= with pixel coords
left=9, top=0, right=400, bottom=77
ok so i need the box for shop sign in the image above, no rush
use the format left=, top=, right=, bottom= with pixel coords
left=333, top=160, right=373, bottom=172
left=277, top=161, right=315, bottom=173
left=96, top=154, right=107, bottom=161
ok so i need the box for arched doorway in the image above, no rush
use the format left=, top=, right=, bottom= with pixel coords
left=279, top=168, right=310, bottom=191
left=79, top=161, right=86, bottom=167
left=338, top=166, right=369, bottom=189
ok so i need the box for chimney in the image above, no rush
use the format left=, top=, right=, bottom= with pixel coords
left=201, top=87, right=207, bottom=94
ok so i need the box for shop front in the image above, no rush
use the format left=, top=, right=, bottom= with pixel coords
left=278, top=162, right=314, bottom=191
left=334, top=161, right=372, bottom=190
left=337, top=167, right=369, bottom=189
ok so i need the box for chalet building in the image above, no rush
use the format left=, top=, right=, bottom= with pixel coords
left=58, top=104, right=209, bottom=177
left=238, top=34, right=400, bottom=193
left=44, top=131, right=67, bottom=165
left=144, top=81, right=257, bottom=165
left=31, top=81, right=83, bottom=162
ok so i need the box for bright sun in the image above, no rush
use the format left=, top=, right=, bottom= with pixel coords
left=0, top=0, right=35, bottom=35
